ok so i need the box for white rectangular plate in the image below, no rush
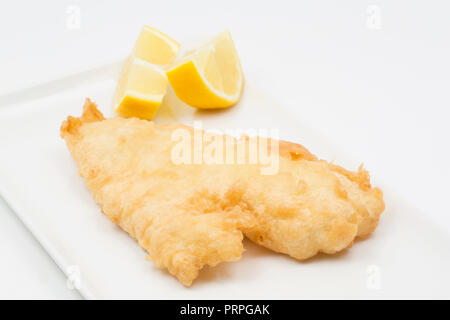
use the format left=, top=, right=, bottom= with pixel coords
left=0, top=61, right=449, bottom=299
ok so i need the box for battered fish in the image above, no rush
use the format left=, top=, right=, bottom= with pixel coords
left=61, top=99, right=384, bottom=286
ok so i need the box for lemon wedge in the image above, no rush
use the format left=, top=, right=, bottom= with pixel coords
left=133, top=25, right=180, bottom=65
left=167, top=30, right=244, bottom=109
left=113, top=56, right=168, bottom=120
left=113, top=26, right=180, bottom=120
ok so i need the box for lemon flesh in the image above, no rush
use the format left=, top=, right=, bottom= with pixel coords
left=133, top=25, right=180, bottom=66
left=167, top=30, right=244, bottom=109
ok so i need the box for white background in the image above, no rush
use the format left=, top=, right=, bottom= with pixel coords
left=0, top=0, right=449, bottom=299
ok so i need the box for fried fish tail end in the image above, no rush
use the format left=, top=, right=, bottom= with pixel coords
left=61, top=99, right=249, bottom=286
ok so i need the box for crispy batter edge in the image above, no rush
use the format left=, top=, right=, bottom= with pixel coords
left=60, top=98, right=105, bottom=138
left=277, top=140, right=375, bottom=192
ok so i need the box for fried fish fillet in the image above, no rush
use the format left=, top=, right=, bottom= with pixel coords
left=61, top=99, right=384, bottom=286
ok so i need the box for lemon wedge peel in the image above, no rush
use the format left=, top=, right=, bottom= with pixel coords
left=167, top=30, right=244, bottom=109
